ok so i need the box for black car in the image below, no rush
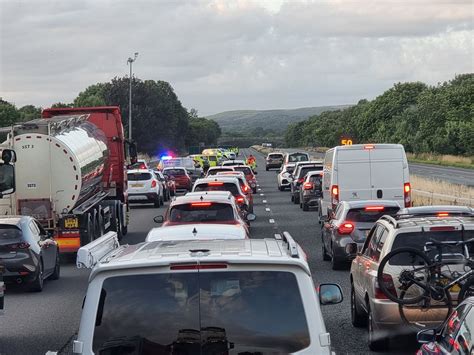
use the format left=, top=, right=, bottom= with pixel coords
left=299, top=171, right=323, bottom=211
left=290, top=162, right=323, bottom=204
left=0, top=216, right=60, bottom=292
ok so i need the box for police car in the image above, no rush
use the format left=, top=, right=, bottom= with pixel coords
left=72, top=232, right=343, bottom=354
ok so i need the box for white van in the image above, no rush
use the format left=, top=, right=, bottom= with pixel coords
left=319, top=144, right=411, bottom=219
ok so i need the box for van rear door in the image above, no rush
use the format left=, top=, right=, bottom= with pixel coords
left=369, top=148, right=404, bottom=202
left=337, top=149, right=372, bottom=201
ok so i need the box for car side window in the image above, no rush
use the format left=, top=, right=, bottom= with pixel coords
left=439, top=305, right=468, bottom=352
left=35, top=221, right=47, bottom=237
left=455, top=307, right=473, bottom=354
left=373, top=228, right=389, bottom=262
left=29, top=221, right=40, bottom=241
left=335, top=204, right=344, bottom=220
left=362, top=225, right=378, bottom=256
left=365, top=225, right=384, bottom=261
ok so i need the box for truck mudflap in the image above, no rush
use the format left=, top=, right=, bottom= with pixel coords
left=55, top=230, right=81, bottom=253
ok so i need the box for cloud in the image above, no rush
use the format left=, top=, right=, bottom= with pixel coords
left=0, top=0, right=472, bottom=115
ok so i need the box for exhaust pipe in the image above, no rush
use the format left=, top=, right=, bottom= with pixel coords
left=16, top=278, right=22, bottom=284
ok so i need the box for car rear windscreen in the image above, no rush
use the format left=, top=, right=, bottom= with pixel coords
left=169, top=203, right=234, bottom=222
left=298, top=166, right=322, bottom=178
left=234, top=166, right=252, bottom=175
left=93, top=271, right=310, bottom=354
left=346, top=207, right=400, bottom=223
left=127, top=173, right=152, bottom=181
left=207, top=168, right=233, bottom=176
left=0, top=226, right=22, bottom=240
left=269, top=154, right=283, bottom=159
left=390, top=230, right=474, bottom=265
left=164, top=169, right=186, bottom=176
left=288, top=153, right=309, bottom=162
left=194, top=183, right=239, bottom=196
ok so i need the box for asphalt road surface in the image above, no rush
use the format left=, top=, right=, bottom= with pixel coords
left=1, top=148, right=419, bottom=355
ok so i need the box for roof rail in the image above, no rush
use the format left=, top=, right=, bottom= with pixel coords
left=77, top=232, right=120, bottom=269
left=379, top=215, right=399, bottom=228
left=275, top=231, right=299, bottom=258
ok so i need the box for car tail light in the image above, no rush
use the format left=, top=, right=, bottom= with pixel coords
left=242, top=185, right=250, bottom=193
left=208, top=182, right=224, bottom=186
left=404, top=182, right=411, bottom=207
left=235, top=195, right=245, bottom=204
left=170, top=263, right=228, bottom=270
left=331, top=184, right=339, bottom=208
left=9, top=242, right=30, bottom=250
left=151, top=180, right=157, bottom=188
left=430, top=226, right=456, bottom=232
left=191, top=202, right=212, bottom=207
left=365, top=206, right=385, bottom=211
left=437, top=212, right=449, bottom=217
left=364, top=144, right=375, bottom=150
left=297, top=177, right=304, bottom=183
left=139, top=163, right=147, bottom=169
left=375, top=273, right=396, bottom=299
left=337, top=222, right=354, bottom=235
left=303, top=182, right=314, bottom=190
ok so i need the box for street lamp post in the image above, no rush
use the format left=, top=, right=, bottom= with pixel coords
left=127, top=52, right=139, bottom=141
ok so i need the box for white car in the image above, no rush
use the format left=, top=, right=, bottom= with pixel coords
left=74, top=232, right=343, bottom=355
left=277, top=163, right=295, bottom=191
left=221, top=160, right=246, bottom=166
left=205, top=166, right=235, bottom=176
left=127, top=169, right=164, bottom=207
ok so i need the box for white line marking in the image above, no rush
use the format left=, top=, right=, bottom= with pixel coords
left=257, top=184, right=260, bottom=187
left=260, top=193, right=265, bottom=197
left=265, top=208, right=271, bottom=212
left=262, top=200, right=267, bottom=203
left=269, top=219, right=275, bottom=224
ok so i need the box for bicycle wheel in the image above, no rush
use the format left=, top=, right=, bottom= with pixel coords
left=377, top=247, right=431, bottom=304
left=399, top=286, right=452, bottom=331
left=459, top=276, right=474, bottom=302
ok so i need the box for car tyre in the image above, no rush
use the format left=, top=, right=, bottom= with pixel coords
left=351, top=284, right=366, bottom=327
left=368, top=303, right=389, bottom=351
left=331, top=245, right=344, bottom=270
left=29, top=261, right=44, bottom=292
left=302, top=203, right=309, bottom=211
left=49, top=253, right=61, bottom=281
left=290, top=194, right=294, bottom=202
left=322, top=241, right=330, bottom=261
left=294, top=195, right=300, bottom=204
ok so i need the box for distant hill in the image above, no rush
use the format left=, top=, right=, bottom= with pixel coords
left=207, top=105, right=351, bottom=133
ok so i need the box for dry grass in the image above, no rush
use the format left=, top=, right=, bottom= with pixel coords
left=407, top=153, right=474, bottom=169
left=411, top=175, right=474, bottom=207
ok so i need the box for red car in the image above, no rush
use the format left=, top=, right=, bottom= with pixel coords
left=163, top=167, right=192, bottom=192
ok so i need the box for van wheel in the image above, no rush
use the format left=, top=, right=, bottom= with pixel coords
left=368, top=303, right=389, bottom=351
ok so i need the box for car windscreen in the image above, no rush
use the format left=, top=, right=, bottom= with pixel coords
left=164, top=169, right=186, bottom=176
left=194, top=183, right=239, bottom=196
left=298, top=166, right=322, bottom=178
left=288, top=153, right=309, bottom=162
left=0, top=225, right=22, bottom=240
left=346, top=207, right=400, bottom=223
left=169, top=203, right=235, bottom=222
left=286, top=166, right=295, bottom=173
left=268, top=154, right=283, bottom=159
left=127, top=173, right=152, bottom=181
left=309, top=175, right=323, bottom=187
left=233, top=166, right=252, bottom=175
left=207, top=168, right=232, bottom=176
left=93, top=271, right=310, bottom=354
left=390, top=230, right=474, bottom=265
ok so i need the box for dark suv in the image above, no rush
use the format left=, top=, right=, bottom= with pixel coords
left=290, top=162, right=323, bottom=204
left=299, top=171, right=323, bottom=211
left=265, top=153, right=284, bottom=170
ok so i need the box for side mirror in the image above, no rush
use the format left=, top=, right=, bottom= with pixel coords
left=417, top=328, right=436, bottom=344
left=254, top=171, right=258, bottom=175
left=246, top=213, right=256, bottom=222
left=2, top=149, right=16, bottom=164
left=0, top=164, right=15, bottom=196
left=153, top=215, right=164, bottom=224
left=319, top=283, right=343, bottom=305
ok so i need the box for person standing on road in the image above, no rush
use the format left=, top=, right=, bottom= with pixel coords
left=246, top=154, right=257, bottom=171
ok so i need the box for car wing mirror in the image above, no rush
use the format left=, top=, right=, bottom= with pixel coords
left=246, top=213, right=256, bottom=222
left=416, top=328, right=436, bottom=344
left=319, top=283, right=343, bottom=305
left=153, top=215, right=164, bottom=224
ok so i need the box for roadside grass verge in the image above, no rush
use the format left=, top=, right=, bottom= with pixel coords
left=411, top=175, right=474, bottom=207
left=407, top=153, right=473, bottom=170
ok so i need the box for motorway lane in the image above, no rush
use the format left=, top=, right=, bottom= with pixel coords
left=243, top=148, right=418, bottom=355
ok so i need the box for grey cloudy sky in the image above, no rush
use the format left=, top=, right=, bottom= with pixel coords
left=1, top=0, right=472, bottom=115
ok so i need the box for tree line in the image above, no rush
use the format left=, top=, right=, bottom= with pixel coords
left=0, top=77, right=221, bottom=155
left=285, top=74, right=473, bottom=155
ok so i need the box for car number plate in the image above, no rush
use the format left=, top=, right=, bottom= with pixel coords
left=64, top=218, right=79, bottom=229
left=132, top=183, right=144, bottom=188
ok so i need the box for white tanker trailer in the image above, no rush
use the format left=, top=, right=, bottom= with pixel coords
left=0, top=112, right=132, bottom=253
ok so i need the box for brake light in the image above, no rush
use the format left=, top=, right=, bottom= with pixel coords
left=9, top=242, right=30, bottom=250
left=191, top=202, right=212, bottom=207
left=365, top=206, right=385, bottom=211
left=297, top=178, right=304, bottom=183
left=375, top=273, right=396, bottom=299
left=364, top=144, right=375, bottom=150
left=170, top=263, right=228, bottom=270
left=430, top=226, right=456, bottom=231
left=437, top=212, right=449, bottom=217
left=331, top=184, right=339, bottom=208
left=139, top=163, right=147, bottom=169
left=404, top=182, right=411, bottom=207
left=303, top=182, right=314, bottom=190
left=151, top=180, right=157, bottom=188
left=208, top=182, right=224, bottom=186
left=242, top=185, right=250, bottom=193
left=337, top=222, right=354, bottom=235
left=235, top=195, right=245, bottom=204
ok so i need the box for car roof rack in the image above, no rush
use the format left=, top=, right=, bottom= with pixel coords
left=379, top=215, right=399, bottom=228
left=76, top=232, right=122, bottom=269
left=274, top=231, right=299, bottom=258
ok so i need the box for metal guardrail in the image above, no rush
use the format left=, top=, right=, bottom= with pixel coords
left=412, top=189, right=474, bottom=207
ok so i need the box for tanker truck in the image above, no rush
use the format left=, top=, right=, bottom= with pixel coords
left=0, top=106, right=136, bottom=253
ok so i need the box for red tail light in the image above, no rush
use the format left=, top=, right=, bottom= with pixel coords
left=242, top=185, right=250, bottom=193
left=139, top=163, right=147, bottom=169
left=235, top=195, right=245, bottom=204
left=337, top=222, right=354, bottom=235
left=151, top=180, right=157, bottom=188
left=364, top=144, right=375, bottom=150
left=9, top=242, right=30, bottom=250
left=404, top=182, right=411, bottom=207
left=297, top=178, right=304, bottom=183
left=430, top=226, right=455, bottom=231
left=331, top=184, right=339, bottom=208
left=365, top=206, right=385, bottom=211
left=191, top=202, right=212, bottom=207
left=303, top=182, right=314, bottom=190
left=375, top=273, right=396, bottom=299
left=170, top=263, right=228, bottom=270
left=208, top=182, right=224, bottom=186
left=437, top=212, right=449, bottom=217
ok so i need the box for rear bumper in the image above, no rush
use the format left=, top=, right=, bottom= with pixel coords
left=332, top=238, right=363, bottom=262
left=302, top=195, right=319, bottom=207
left=266, top=163, right=282, bottom=169
left=128, top=193, right=159, bottom=202
left=2, top=255, right=38, bottom=283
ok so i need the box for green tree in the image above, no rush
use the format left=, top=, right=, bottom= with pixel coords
left=0, top=99, right=21, bottom=126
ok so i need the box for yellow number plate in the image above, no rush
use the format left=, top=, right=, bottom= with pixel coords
left=64, top=218, right=79, bottom=229
left=133, top=183, right=144, bottom=188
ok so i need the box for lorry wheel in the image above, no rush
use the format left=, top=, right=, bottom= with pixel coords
left=80, top=215, right=94, bottom=245
left=109, top=205, right=123, bottom=241
left=93, top=212, right=101, bottom=240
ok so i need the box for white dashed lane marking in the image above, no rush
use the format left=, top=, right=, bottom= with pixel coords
left=265, top=208, right=271, bottom=212
left=260, top=193, right=265, bottom=196
left=269, top=219, right=275, bottom=224
left=262, top=200, right=267, bottom=203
